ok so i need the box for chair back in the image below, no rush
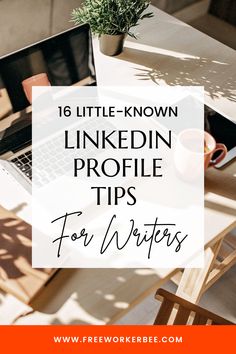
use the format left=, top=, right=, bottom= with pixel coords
left=154, top=288, right=234, bottom=325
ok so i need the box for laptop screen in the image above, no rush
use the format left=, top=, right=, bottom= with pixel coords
left=0, top=24, right=96, bottom=155
left=0, top=24, right=96, bottom=117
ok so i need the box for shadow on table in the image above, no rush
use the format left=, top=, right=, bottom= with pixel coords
left=30, top=268, right=163, bottom=325
left=0, top=217, right=32, bottom=279
left=0, top=211, right=166, bottom=324
left=0, top=290, right=5, bottom=305
left=118, top=46, right=236, bottom=102
left=0, top=213, right=54, bottom=305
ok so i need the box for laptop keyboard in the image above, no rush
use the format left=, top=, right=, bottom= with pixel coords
left=11, top=151, right=32, bottom=180
left=10, top=118, right=116, bottom=187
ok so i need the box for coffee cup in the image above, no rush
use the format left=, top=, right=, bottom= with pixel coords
left=204, top=131, right=227, bottom=169
left=174, top=129, right=227, bottom=181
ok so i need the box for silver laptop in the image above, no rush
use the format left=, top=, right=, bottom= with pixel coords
left=0, top=24, right=97, bottom=193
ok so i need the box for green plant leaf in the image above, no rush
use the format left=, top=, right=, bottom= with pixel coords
left=70, top=0, right=153, bottom=37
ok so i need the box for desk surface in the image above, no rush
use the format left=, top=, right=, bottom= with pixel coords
left=0, top=6, right=236, bottom=322
left=0, top=5, right=235, bottom=268
left=205, top=162, right=236, bottom=246
left=93, top=6, right=236, bottom=121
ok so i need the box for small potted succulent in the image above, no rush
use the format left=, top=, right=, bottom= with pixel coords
left=71, top=0, right=153, bottom=56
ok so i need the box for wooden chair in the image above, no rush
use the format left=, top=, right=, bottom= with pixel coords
left=154, top=288, right=234, bottom=325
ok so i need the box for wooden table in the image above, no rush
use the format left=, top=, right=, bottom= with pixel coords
left=0, top=6, right=236, bottom=322
left=175, top=162, right=236, bottom=303
left=91, top=5, right=236, bottom=306
left=26, top=161, right=236, bottom=324
left=93, top=6, right=236, bottom=121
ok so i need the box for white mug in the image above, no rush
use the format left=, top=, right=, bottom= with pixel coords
left=174, top=129, right=204, bottom=181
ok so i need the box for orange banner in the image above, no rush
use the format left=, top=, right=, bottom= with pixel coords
left=0, top=325, right=235, bottom=353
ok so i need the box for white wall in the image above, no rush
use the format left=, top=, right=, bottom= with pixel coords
left=0, top=0, right=82, bottom=56
left=151, top=0, right=199, bottom=13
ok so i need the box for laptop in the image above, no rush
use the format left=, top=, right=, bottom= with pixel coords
left=0, top=24, right=98, bottom=304
left=0, top=23, right=97, bottom=193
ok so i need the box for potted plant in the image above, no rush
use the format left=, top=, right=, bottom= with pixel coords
left=71, top=0, right=153, bottom=56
